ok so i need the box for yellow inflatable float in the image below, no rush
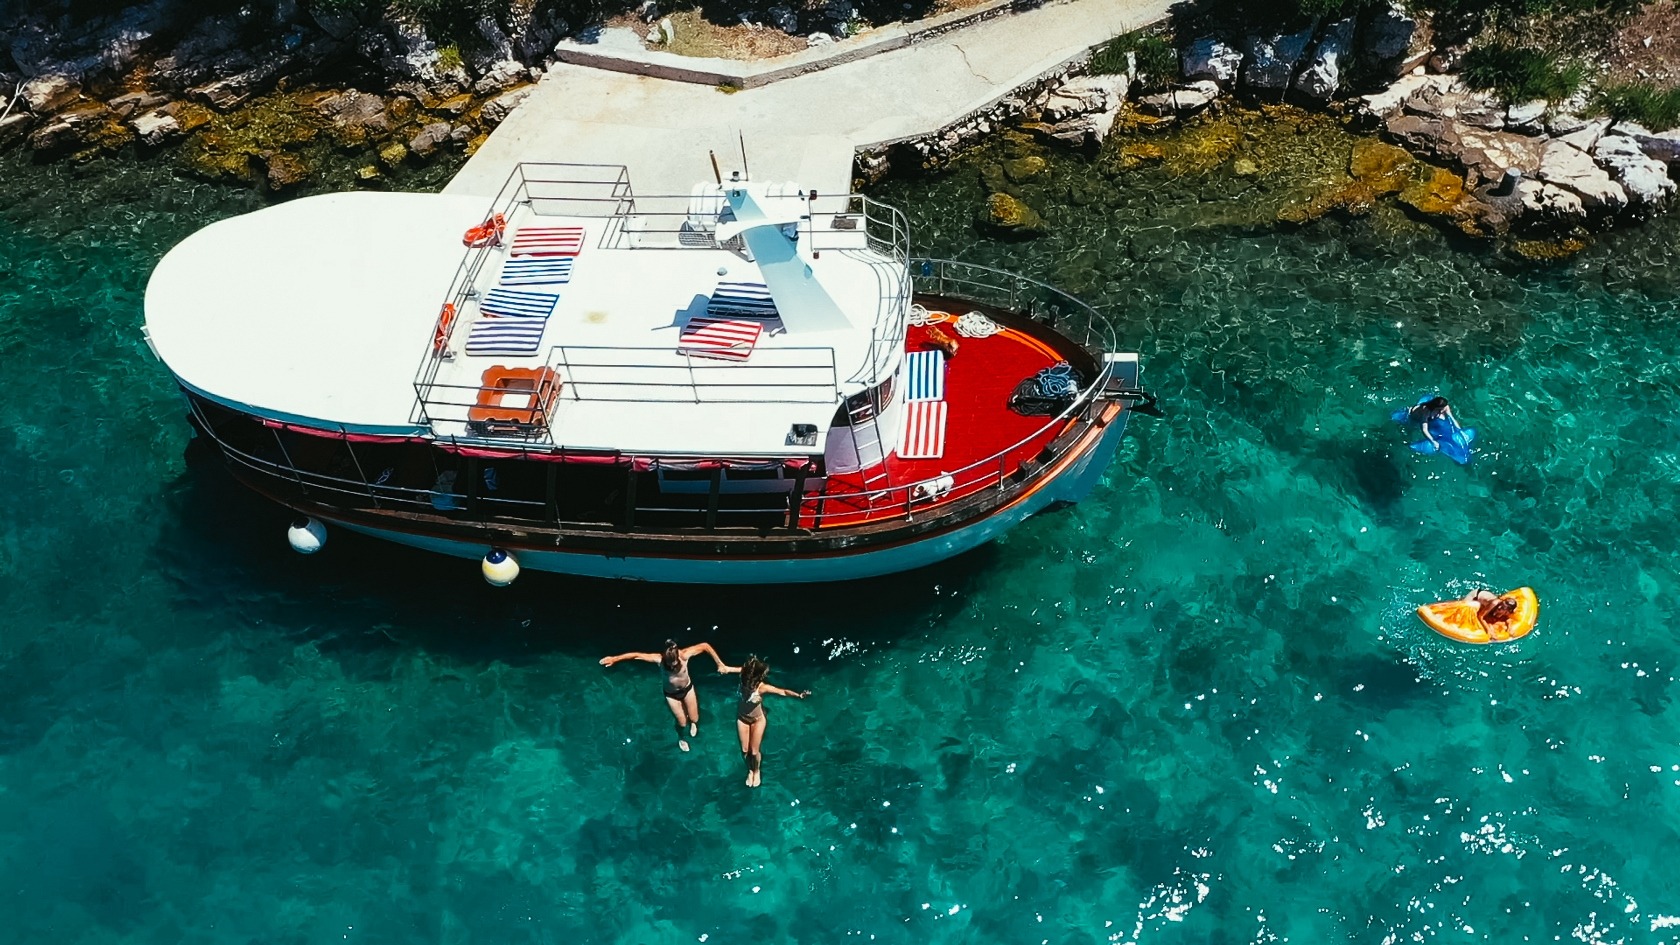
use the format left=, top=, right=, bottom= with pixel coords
left=1417, top=587, right=1539, bottom=644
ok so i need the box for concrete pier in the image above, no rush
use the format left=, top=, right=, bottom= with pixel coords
left=445, top=0, right=1173, bottom=198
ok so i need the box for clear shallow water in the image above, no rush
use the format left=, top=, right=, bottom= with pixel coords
left=4, top=142, right=1680, bottom=944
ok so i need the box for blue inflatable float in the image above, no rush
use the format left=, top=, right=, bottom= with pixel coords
left=1391, top=397, right=1476, bottom=465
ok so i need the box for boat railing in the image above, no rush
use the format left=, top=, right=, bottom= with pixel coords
left=909, top=258, right=1119, bottom=360
left=799, top=367, right=1115, bottom=530
left=551, top=345, right=841, bottom=404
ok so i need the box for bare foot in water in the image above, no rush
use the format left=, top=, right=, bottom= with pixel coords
left=678, top=739, right=690, bottom=752
left=689, top=722, right=698, bottom=737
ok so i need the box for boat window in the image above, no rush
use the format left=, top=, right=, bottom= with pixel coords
left=839, top=374, right=896, bottom=425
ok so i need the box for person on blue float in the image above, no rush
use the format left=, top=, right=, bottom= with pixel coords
left=601, top=639, right=732, bottom=752
left=1405, top=395, right=1459, bottom=451
left=720, top=656, right=810, bottom=788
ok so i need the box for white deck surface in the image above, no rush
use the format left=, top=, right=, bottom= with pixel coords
left=145, top=187, right=905, bottom=456
left=145, top=192, right=489, bottom=434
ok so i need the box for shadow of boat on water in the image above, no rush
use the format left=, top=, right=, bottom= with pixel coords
left=153, top=437, right=1002, bottom=667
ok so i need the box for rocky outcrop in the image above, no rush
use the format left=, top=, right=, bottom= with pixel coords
left=480, top=85, right=535, bottom=126
left=1294, top=18, right=1355, bottom=102
left=1537, top=139, right=1627, bottom=212
left=1138, top=80, right=1219, bottom=117
left=1610, top=122, right=1680, bottom=165
left=1243, top=26, right=1316, bottom=92
left=1181, top=37, right=1242, bottom=84
left=1592, top=134, right=1676, bottom=208
left=409, top=121, right=454, bottom=157
left=1035, top=74, right=1129, bottom=145
left=1359, top=2, right=1431, bottom=79
left=1354, top=65, right=1679, bottom=228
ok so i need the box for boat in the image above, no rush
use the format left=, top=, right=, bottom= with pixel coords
left=143, top=163, right=1153, bottom=584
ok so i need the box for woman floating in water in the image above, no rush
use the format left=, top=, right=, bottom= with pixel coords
left=1405, top=396, right=1456, bottom=448
left=1392, top=394, right=1477, bottom=465
left=600, top=640, right=732, bottom=752
left=721, top=656, right=810, bottom=788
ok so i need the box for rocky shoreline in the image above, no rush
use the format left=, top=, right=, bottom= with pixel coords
left=8, top=0, right=1680, bottom=243
left=880, top=2, right=1680, bottom=243
left=0, top=0, right=580, bottom=189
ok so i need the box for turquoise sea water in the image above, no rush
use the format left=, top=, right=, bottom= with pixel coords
left=5, top=144, right=1680, bottom=944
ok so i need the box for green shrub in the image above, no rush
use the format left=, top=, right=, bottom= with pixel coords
left=1590, top=81, right=1680, bottom=131
left=1460, top=43, right=1586, bottom=103
left=1091, top=33, right=1178, bottom=91
left=436, top=43, right=464, bottom=72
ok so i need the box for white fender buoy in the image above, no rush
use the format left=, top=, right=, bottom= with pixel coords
left=287, top=517, right=327, bottom=555
left=482, top=548, right=520, bottom=586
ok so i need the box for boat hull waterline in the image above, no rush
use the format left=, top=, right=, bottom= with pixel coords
left=293, top=413, right=1128, bottom=583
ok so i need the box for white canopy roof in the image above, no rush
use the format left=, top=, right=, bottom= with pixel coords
left=145, top=185, right=907, bottom=456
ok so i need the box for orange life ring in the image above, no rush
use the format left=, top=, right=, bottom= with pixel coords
left=433, top=302, right=457, bottom=353
left=462, top=213, right=505, bottom=248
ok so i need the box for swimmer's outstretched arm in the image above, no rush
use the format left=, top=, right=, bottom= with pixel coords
left=682, top=641, right=732, bottom=672
left=599, top=651, right=661, bottom=667
left=762, top=683, right=811, bottom=699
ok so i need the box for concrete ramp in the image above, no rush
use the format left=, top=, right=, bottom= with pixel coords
left=446, top=0, right=1174, bottom=198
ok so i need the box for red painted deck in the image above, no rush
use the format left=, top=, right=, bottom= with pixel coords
left=803, top=317, right=1078, bottom=528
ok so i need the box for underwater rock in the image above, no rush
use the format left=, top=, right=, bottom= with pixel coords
left=976, top=192, right=1045, bottom=237
left=1181, top=37, right=1242, bottom=84
left=1348, top=138, right=1414, bottom=191
left=1115, top=142, right=1166, bottom=170
left=378, top=140, right=408, bottom=167
left=1397, top=165, right=1465, bottom=215
left=1002, top=154, right=1047, bottom=182
left=1232, top=157, right=1260, bottom=176
left=1510, top=236, right=1589, bottom=261
left=1294, top=17, right=1355, bottom=102
left=263, top=150, right=311, bottom=190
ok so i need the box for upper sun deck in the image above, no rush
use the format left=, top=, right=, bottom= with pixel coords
left=145, top=164, right=910, bottom=456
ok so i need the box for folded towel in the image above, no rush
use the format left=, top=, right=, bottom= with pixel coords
left=510, top=226, right=586, bottom=257
left=479, top=288, right=559, bottom=319
left=465, top=316, right=548, bottom=357
left=499, top=257, right=574, bottom=287
left=678, top=316, right=763, bottom=362
left=708, top=280, right=778, bottom=318
left=903, top=350, right=946, bottom=402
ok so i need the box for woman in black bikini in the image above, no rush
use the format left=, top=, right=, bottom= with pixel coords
left=600, top=640, right=731, bottom=752
left=721, top=656, right=810, bottom=788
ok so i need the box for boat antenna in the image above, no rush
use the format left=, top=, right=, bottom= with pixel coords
left=709, top=150, right=722, bottom=185
left=739, top=132, right=749, bottom=182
